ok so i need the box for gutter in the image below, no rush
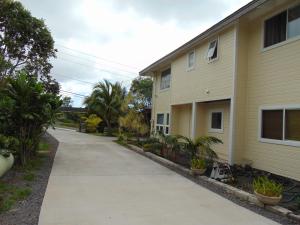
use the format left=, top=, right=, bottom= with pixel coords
left=139, top=0, right=268, bottom=76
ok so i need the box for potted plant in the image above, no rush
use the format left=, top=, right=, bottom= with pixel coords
left=0, top=135, right=17, bottom=178
left=253, top=176, right=283, bottom=205
left=190, top=157, right=207, bottom=175
left=0, top=149, right=14, bottom=177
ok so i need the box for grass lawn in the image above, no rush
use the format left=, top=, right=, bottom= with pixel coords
left=0, top=140, right=49, bottom=213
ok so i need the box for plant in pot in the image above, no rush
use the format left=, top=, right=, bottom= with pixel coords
left=0, top=135, right=17, bottom=177
left=190, top=157, right=207, bottom=176
left=253, top=176, right=283, bottom=205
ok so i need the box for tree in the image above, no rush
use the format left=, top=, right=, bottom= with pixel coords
left=0, top=72, right=62, bottom=165
left=62, top=96, right=73, bottom=107
left=84, top=80, right=126, bottom=132
left=0, top=0, right=58, bottom=94
left=119, top=93, right=149, bottom=139
left=130, top=77, right=153, bottom=108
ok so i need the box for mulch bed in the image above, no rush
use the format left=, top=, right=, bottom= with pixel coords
left=129, top=142, right=299, bottom=224
left=0, top=132, right=58, bottom=225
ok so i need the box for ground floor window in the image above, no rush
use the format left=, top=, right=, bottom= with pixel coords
left=260, top=106, right=300, bottom=146
left=209, top=110, right=223, bottom=133
left=156, top=113, right=170, bottom=135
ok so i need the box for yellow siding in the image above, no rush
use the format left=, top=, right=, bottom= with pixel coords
left=197, top=101, right=230, bottom=161
left=151, top=71, right=171, bottom=131
left=242, top=5, right=300, bottom=180
left=171, top=104, right=192, bottom=137
left=170, top=27, right=235, bottom=105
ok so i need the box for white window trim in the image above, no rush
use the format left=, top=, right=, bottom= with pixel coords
left=261, top=3, right=300, bottom=52
left=258, top=105, right=300, bottom=147
left=207, top=38, right=219, bottom=63
left=155, top=112, right=170, bottom=135
left=187, top=50, right=195, bottom=71
left=208, top=109, right=224, bottom=133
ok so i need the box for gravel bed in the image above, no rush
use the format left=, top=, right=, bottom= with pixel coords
left=0, top=132, right=58, bottom=225
left=164, top=162, right=298, bottom=225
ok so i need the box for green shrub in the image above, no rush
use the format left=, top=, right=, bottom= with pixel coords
left=142, top=143, right=152, bottom=152
left=191, top=158, right=206, bottom=169
left=253, top=176, right=283, bottom=197
left=85, top=114, right=102, bottom=133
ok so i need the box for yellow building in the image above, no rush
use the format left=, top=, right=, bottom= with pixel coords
left=140, top=0, right=300, bottom=181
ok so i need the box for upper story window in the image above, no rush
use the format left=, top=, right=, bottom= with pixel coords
left=259, top=106, right=300, bottom=146
left=207, top=39, right=218, bottom=61
left=187, top=50, right=195, bottom=70
left=160, top=68, right=171, bottom=90
left=264, top=4, right=300, bottom=48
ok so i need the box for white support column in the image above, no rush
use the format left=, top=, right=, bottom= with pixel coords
left=228, top=23, right=239, bottom=165
left=191, top=101, right=197, bottom=140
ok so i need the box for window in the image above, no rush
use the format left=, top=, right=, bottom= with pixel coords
left=156, top=113, right=170, bottom=135
left=209, top=110, right=223, bottom=133
left=261, top=110, right=283, bottom=140
left=187, top=50, right=195, bottom=70
left=260, top=107, right=300, bottom=146
left=160, top=68, right=171, bottom=90
left=207, top=39, right=218, bottom=61
left=288, top=4, right=300, bottom=38
left=264, top=4, right=300, bottom=48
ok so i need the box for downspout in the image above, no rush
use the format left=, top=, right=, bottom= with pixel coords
left=228, top=22, right=239, bottom=165
left=151, top=73, right=156, bottom=134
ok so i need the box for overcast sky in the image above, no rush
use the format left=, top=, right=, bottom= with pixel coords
left=20, top=0, right=251, bottom=107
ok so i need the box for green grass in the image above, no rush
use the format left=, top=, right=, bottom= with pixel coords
left=39, top=141, right=49, bottom=151
left=55, top=121, right=78, bottom=129
left=0, top=182, right=31, bottom=213
left=23, top=172, right=35, bottom=181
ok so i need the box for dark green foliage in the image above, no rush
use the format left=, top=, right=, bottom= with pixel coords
left=0, top=134, right=18, bottom=157
left=0, top=0, right=58, bottom=94
left=130, top=77, right=153, bottom=108
left=84, top=80, right=126, bottom=133
left=0, top=72, right=62, bottom=165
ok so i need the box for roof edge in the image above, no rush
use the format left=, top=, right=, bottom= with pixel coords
left=139, top=0, right=268, bottom=76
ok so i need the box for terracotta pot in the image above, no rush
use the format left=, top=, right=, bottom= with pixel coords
left=191, top=168, right=206, bottom=176
left=254, top=191, right=282, bottom=205
left=0, top=153, right=14, bottom=178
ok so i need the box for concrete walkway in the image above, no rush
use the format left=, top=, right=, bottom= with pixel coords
left=39, top=128, right=280, bottom=225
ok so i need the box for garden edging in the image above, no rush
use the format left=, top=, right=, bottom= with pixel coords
left=127, top=144, right=300, bottom=223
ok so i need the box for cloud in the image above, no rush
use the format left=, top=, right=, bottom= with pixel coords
left=19, top=0, right=251, bottom=106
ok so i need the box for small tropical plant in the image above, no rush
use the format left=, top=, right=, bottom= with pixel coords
left=191, top=157, right=206, bottom=170
left=253, top=176, right=283, bottom=197
left=85, top=114, right=102, bottom=133
left=177, top=135, right=222, bottom=162
left=0, top=134, right=18, bottom=157
left=142, top=143, right=152, bottom=152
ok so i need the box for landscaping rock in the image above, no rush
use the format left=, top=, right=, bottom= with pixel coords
left=265, top=205, right=293, bottom=216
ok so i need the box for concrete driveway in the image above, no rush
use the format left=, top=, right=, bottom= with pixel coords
left=39, top=128, right=280, bottom=225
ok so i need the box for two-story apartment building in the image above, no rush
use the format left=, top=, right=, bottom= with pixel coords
left=140, top=0, right=300, bottom=181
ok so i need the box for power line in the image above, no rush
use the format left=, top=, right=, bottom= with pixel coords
left=56, top=57, right=137, bottom=79
left=56, top=43, right=139, bottom=70
left=52, top=73, right=94, bottom=85
left=51, top=72, right=137, bottom=86
left=58, top=51, right=138, bottom=75
left=60, top=90, right=88, bottom=98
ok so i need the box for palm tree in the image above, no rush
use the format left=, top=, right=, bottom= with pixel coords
left=177, top=135, right=222, bottom=163
left=84, top=80, right=126, bottom=132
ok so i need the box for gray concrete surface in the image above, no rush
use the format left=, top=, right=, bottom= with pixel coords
left=39, top=128, right=280, bottom=225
